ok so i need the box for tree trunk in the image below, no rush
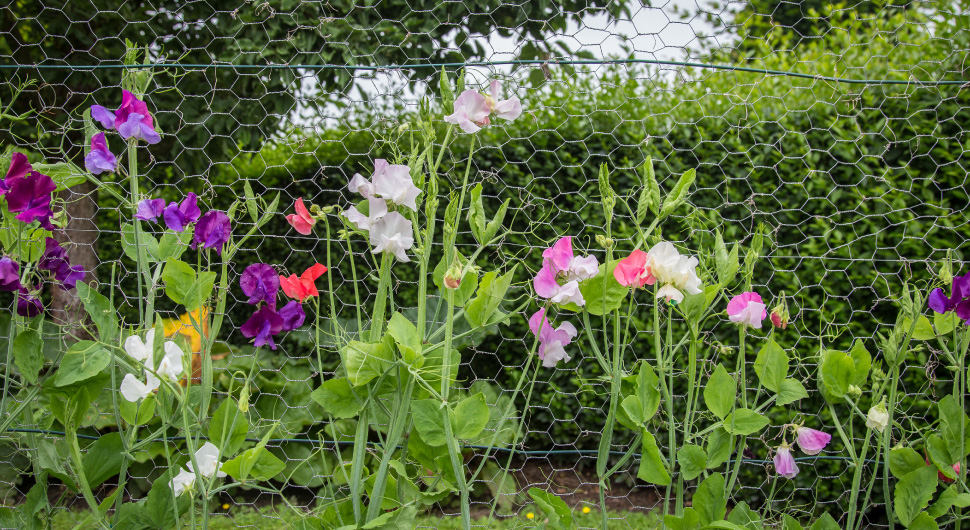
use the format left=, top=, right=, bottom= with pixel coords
left=49, top=180, right=99, bottom=339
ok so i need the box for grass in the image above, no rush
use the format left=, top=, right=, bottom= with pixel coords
left=50, top=504, right=660, bottom=529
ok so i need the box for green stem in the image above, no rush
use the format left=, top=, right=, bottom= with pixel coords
left=726, top=325, right=749, bottom=495
left=126, top=138, right=151, bottom=326
left=365, top=372, right=415, bottom=522
left=350, top=406, right=369, bottom=523
left=655, top=292, right=674, bottom=521
left=440, top=287, right=471, bottom=530
left=847, top=427, right=873, bottom=530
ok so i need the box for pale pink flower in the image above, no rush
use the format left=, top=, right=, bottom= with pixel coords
left=794, top=426, right=832, bottom=456
left=528, top=308, right=578, bottom=368
left=344, top=197, right=389, bottom=231
left=533, top=236, right=599, bottom=306
left=727, top=292, right=768, bottom=329
left=445, top=90, right=491, bottom=133
left=773, top=444, right=799, bottom=479
left=369, top=211, right=414, bottom=262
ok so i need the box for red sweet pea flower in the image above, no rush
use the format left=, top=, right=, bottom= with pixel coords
left=280, top=263, right=328, bottom=302
left=287, top=198, right=316, bottom=235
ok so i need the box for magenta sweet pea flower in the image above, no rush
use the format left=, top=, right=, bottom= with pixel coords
left=91, top=90, right=161, bottom=144
left=279, top=301, right=305, bottom=331
left=240, top=263, right=280, bottom=309
left=928, top=272, right=970, bottom=323
left=163, top=193, right=202, bottom=232
left=240, top=306, right=284, bottom=350
left=5, top=167, right=56, bottom=230
left=533, top=236, right=599, bottom=306
left=136, top=198, right=167, bottom=222
left=84, top=132, right=117, bottom=174
left=773, top=444, right=799, bottom=479
left=118, top=113, right=162, bottom=144
left=794, top=426, right=832, bottom=456
left=16, top=285, right=43, bottom=318
left=39, top=238, right=85, bottom=290
left=192, top=210, right=231, bottom=255
left=727, top=292, right=768, bottom=329
left=2, top=152, right=32, bottom=196
left=0, top=257, right=21, bottom=292
left=528, top=308, right=578, bottom=368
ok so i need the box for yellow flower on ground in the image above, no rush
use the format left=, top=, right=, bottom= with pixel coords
left=221, top=503, right=229, bottom=510
left=582, top=506, right=591, bottom=514
left=526, top=512, right=534, bottom=520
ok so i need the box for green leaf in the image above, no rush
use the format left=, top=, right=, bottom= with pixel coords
left=680, top=284, right=720, bottom=324
left=782, top=514, right=805, bottom=530
left=677, top=444, right=707, bottom=481
left=706, top=427, right=733, bottom=469
left=157, top=230, right=192, bottom=263
left=13, top=329, right=43, bottom=384
left=34, top=161, right=87, bottom=191
left=465, top=267, right=516, bottom=328
left=221, top=426, right=285, bottom=481
left=340, top=340, right=394, bottom=387
left=411, top=399, right=447, bottom=447
left=119, top=393, right=156, bottom=426
left=146, top=468, right=189, bottom=528
left=808, top=513, right=839, bottom=530
left=704, top=365, right=736, bottom=420
left=162, top=258, right=196, bottom=306
left=819, top=349, right=856, bottom=402
left=75, top=282, right=119, bottom=342
left=926, top=434, right=957, bottom=480
left=467, top=183, right=487, bottom=244
left=776, top=379, right=809, bottom=406
left=908, top=512, right=940, bottom=530
left=723, top=409, right=769, bottom=436
left=660, top=168, right=696, bottom=218
left=634, top=361, right=661, bottom=423
left=894, top=466, right=938, bottom=527
left=692, top=473, right=727, bottom=525
left=637, top=430, right=671, bottom=486
left=528, top=488, right=577, bottom=530
left=577, top=262, right=628, bottom=316
left=310, top=378, right=364, bottom=420
left=934, top=312, right=959, bottom=336
left=902, top=316, right=937, bottom=341
left=55, top=341, right=110, bottom=387
left=387, top=312, right=423, bottom=366
left=664, top=508, right=701, bottom=530
left=937, top=395, right=970, bottom=457
left=243, top=180, right=259, bottom=222
left=209, top=397, right=250, bottom=457
left=928, top=485, right=970, bottom=518
left=726, top=501, right=762, bottom=530
left=753, top=340, right=788, bottom=393
left=452, top=392, right=489, bottom=440
left=121, top=222, right=160, bottom=263
left=848, top=339, right=871, bottom=387
left=714, top=230, right=740, bottom=286
left=890, top=447, right=928, bottom=479
left=483, top=198, right=510, bottom=243
left=82, top=432, right=124, bottom=488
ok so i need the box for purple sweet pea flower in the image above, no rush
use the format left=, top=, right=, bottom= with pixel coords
left=240, top=263, right=280, bottom=309
left=928, top=271, right=970, bottom=323
left=0, top=257, right=20, bottom=292
left=84, top=132, right=117, bottom=174
left=240, top=306, right=284, bottom=350
left=38, top=238, right=85, bottom=290
left=91, top=90, right=161, bottom=144
left=118, top=113, right=161, bottom=144
left=5, top=168, right=56, bottom=230
left=794, top=426, right=832, bottom=456
left=162, top=193, right=202, bottom=232
left=16, top=285, right=43, bottom=318
left=2, top=152, right=32, bottom=196
left=192, top=210, right=231, bottom=255
left=136, top=198, right=167, bottom=222
left=90, top=105, right=116, bottom=129
left=279, top=301, right=305, bottom=331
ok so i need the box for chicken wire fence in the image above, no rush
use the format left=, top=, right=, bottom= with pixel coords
left=0, top=0, right=969, bottom=527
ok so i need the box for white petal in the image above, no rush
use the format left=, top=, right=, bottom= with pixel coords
left=657, top=284, right=684, bottom=303
left=348, top=174, right=375, bottom=198
left=170, top=468, right=196, bottom=496
left=120, top=373, right=150, bottom=402
left=549, top=281, right=584, bottom=306
left=158, top=342, right=185, bottom=381
left=568, top=255, right=600, bottom=281
left=195, top=442, right=224, bottom=479
left=124, top=334, right=150, bottom=362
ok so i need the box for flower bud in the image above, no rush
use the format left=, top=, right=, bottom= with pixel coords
left=866, top=399, right=889, bottom=433
left=444, top=262, right=463, bottom=289
left=595, top=235, right=613, bottom=249
left=847, top=385, right=862, bottom=399
left=770, top=292, right=789, bottom=329
left=939, top=254, right=953, bottom=287
left=238, top=384, right=250, bottom=413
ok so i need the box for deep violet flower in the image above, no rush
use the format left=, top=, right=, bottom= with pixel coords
left=136, top=198, right=167, bottom=222
left=240, top=306, right=284, bottom=350
left=928, top=271, right=970, bottom=323
left=84, top=132, right=117, bottom=174
left=91, top=90, right=160, bottom=144
left=162, top=193, right=202, bottom=232
left=39, top=238, right=85, bottom=290
left=727, top=292, right=768, bottom=329
left=192, top=210, right=231, bottom=255
left=794, top=426, right=832, bottom=456
left=279, top=301, right=306, bottom=331
left=240, top=263, right=279, bottom=309
left=0, top=257, right=20, bottom=292
left=5, top=167, right=56, bottom=230
left=16, top=285, right=43, bottom=318
left=2, top=152, right=32, bottom=196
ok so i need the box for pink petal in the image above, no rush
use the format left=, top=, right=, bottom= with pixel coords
left=287, top=213, right=314, bottom=235
left=773, top=446, right=799, bottom=479
left=533, top=263, right=560, bottom=299
left=614, top=250, right=648, bottom=287
left=542, top=236, right=574, bottom=272
left=727, top=291, right=764, bottom=317
left=795, top=427, right=832, bottom=456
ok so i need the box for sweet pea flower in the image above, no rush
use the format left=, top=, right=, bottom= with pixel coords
left=614, top=249, right=656, bottom=288
left=348, top=171, right=377, bottom=199
left=445, top=81, right=522, bottom=134
left=794, top=426, right=832, bottom=456
left=773, top=444, right=799, bottom=479
left=240, top=263, right=280, bottom=309
left=529, top=308, right=579, bottom=368
left=372, top=162, right=420, bottom=211
left=533, top=236, right=599, bottom=306
left=866, top=400, right=890, bottom=433
left=195, top=442, right=227, bottom=479
left=163, top=193, right=202, bottom=232
left=120, top=371, right=161, bottom=402
left=92, top=90, right=160, bottom=144
left=727, top=292, right=768, bottom=329
left=279, top=300, right=306, bottom=331
left=170, top=468, right=196, bottom=496
left=5, top=166, right=56, bottom=230
left=84, top=132, right=117, bottom=174
left=369, top=211, right=414, bottom=262
left=136, top=198, right=166, bottom=222
left=928, top=271, right=970, bottom=323
left=648, top=242, right=702, bottom=303
left=2, top=152, right=32, bottom=196
left=16, top=285, right=43, bottom=317
left=241, top=306, right=285, bottom=350
left=156, top=342, right=186, bottom=381
left=344, top=197, right=388, bottom=231
left=38, top=238, right=85, bottom=290
left=286, top=198, right=316, bottom=235
left=192, top=210, right=231, bottom=255
left=280, top=263, right=328, bottom=302
left=124, top=330, right=155, bottom=363
left=486, top=80, right=523, bottom=121
left=0, top=257, right=21, bottom=292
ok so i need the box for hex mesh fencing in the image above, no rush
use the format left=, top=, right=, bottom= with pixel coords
left=1, top=0, right=969, bottom=528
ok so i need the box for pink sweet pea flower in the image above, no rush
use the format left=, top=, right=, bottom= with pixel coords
left=614, top=250, right=656, bottom=288
left=528, top=308, right=578, bottom=368
left=487, top=80, right=522, bottom=121
left=287, top=198, right=316, bottom=235
left=444, top=90, right=491, bottom=134
left=794, top=426, right=831, bottom=456
left=773, top=444, right=799, bottom=479
left=727, top=292, right=768, bottom=329
left=533, top=236, right=599, bottom=306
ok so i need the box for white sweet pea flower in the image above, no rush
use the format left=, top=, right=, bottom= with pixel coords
left=866, top=400, right=889, bottom=433
left=156, top=342, right=185, bottom=381
left=170, top=467, right=196, bottom=496
left=348, top=173, right=376, bottom=199
left=369, top=212, right=414, bottom=262
left=124, top=330, right=154, bottom=363
left=195, top=442, right=227, bottom=479
left=373, top=163, right=420, bottom=211
left=648, top=241, right=702, bottom=302
left=343, top=197, right=388, bottom=231
left=120, top=372, right=160, bottom=402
